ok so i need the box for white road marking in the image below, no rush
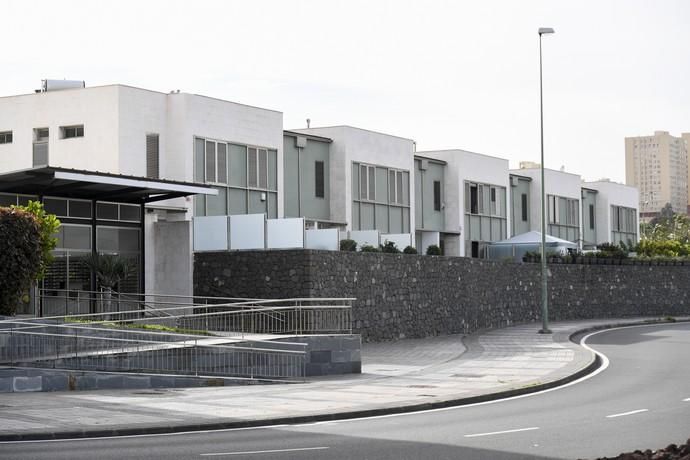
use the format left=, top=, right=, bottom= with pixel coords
left=606, top=409, right=648, bottom=418
left=2, top=323, right=683, bottom=444
left=464, top=427, right=540, bottom=438
left=200, top=446, right=329, bottom=456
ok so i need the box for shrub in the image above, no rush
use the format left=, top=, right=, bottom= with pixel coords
left=596, top=242, right=628, bottom=259
left=426, top=244, right=442, bottom=255
left=340, top=239, right=357, bottom=252
left=0, top=207, right=42, bottom=315
left=19, top=201, right=61, bottom=280
left=360, top=244, right=380, bottom=253
left=403, top=245, right=418, bottom=254
left=380, top=241, right=400, bottom=253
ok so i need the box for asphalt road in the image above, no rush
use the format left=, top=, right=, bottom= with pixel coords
left=2, top=322, right=689, bottom=460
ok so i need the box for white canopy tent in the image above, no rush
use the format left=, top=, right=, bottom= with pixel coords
left=487, top=231, right=577, bottom=262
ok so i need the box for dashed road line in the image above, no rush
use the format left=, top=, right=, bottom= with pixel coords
left=606, top=409, right=648, bottom=418
left=200, top=446, right=329, bottom=456
left=464, top=427, right=540, bottom=438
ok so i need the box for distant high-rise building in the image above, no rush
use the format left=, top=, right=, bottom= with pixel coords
left=625, top=130, right=689, bottom=219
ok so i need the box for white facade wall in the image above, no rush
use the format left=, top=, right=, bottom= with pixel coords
left=511, top=167, right=582, bottom=234
left=421, top=149, right=510, bottom=256
left=291, top=126, right=415, bottom=232
left=0, top=86, right=121, bottom=173
left=583, top=180, right=639, bottom=244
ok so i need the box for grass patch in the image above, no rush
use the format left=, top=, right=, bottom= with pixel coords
left=65, top=317, right=211, bottom=336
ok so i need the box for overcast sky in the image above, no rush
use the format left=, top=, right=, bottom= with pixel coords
left=4, top=0, right=689, bottom=183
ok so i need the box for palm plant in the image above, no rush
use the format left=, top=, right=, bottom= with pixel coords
left=82, top=254, right=135, bottom=315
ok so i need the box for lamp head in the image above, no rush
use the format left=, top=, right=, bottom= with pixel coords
left=538, top=27, right=555, bottom=35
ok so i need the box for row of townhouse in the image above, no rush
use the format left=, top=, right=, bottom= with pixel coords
left=0, top=83, right=638, bottom=314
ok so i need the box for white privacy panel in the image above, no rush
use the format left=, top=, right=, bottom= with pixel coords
left=193, top=216, right=228, bottom=251
left=420, top=231, right=440, bottom=254
left=350, top=230, right=380, bottom=250
left=381, top=233, right=412, bottom=251
left=267, top=218, right=304, bottom=249
left=229, top=213, right=266, bottom=250
left=306, top=228, right=339, bottom=250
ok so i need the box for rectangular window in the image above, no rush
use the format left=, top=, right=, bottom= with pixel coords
left=548, top=195, right=556, bottom=223
left=360, top=165, right=368, bottom=199
left=258, top=149, right=268, bottom=189
left=146, top=134, right=159, bottom=179
left=368, top=166, right=376, bottom=201
left=34, top=128, right=49, bottom=142
left=315, top=161, right=325, bottom=198
left=433, top=180, right=441, bottom=211
left=248, top=148, right=258, bottom=187
left=389, top=170, right=396, bottom=203
left=217, top=143, right=227, bottom=184
left=589, top=204, right=595, bottom=229
left=60, top=125, right=84, bottom=139
left=521, top=193, right=528, bottom=222
left=205, top=141, right=216, bottom=183
left=470, top=184, right=478, bottom=214
left=358, top=164, right=377, bottom=201
left=490, top=187, right=498, bottom=215
left=0, top=131, right=12, bottom=144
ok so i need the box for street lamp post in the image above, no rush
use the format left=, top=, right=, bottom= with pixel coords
left=538, top=27, right=554, bottom=334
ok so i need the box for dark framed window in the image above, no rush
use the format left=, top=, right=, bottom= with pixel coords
left=61, top=125, right=84, bottom=139
left=315, top=161, right=325, bottom=198
left=470, top=184, right=478, bottom=214
left=521, top=193, right=528, bottom=221
left=0, top=131, right=12, bottom=144
left=589, top=204, right=595, bottom=229
left=433, top=180, right=441, bottom=211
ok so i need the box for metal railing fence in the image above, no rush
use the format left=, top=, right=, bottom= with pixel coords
left=0, top=292, right=355, bottom=380
left=0, top=322, right=306, bottom=380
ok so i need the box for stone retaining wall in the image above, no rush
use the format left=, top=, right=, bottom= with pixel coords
left=194, top=250, right=690, bottom=342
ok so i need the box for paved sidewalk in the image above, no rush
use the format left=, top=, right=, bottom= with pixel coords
left=0, top=317, right=681, bottom=440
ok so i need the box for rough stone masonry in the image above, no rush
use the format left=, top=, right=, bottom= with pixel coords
left=194, top=250, right=690, bottom=342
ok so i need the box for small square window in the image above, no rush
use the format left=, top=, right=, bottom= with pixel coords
left=0, top=131, right=12, bottom=144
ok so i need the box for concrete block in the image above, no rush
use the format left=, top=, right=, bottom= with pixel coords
left=76, top=375, right=99, bottom=391
left=310, top=350, right=332, bottom=364
left=96, top=375, right=125, bottom=390
left=42, top=374, right=69, bottom=392
left=13, top=376, right=42, bottom=392
left=121, top=376, right=151, bottom=389
left=0, top=377, right=13, bottom=392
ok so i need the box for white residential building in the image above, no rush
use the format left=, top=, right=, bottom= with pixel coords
left=291, top=126, right=416, bottom=247
left=582, top=179, right=639, bottom=246
left=420, top=149, right=510, bottom=257
left=510, top=166, right=583, bottom=246
left=0, top=83, right=283, bottom=311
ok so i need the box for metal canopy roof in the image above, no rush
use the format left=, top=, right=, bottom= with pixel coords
left=0, top=167, right=217, bottom=204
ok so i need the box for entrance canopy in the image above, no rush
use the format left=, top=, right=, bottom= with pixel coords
left=0, top=166, right=217, bottom=203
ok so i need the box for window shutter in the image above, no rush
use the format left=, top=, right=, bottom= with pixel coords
left=146, top=134, right=159, bottom=179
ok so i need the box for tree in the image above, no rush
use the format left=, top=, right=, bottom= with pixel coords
left=0, top=207, right=43, bottom=315
left=19, top=201, right=61, bottom=280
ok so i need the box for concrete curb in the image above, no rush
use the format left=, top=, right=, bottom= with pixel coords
left=1, top=318, right=685, bottom=442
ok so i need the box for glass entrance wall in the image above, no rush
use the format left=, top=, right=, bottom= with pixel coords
left=42, top=224, right=92, bottom=316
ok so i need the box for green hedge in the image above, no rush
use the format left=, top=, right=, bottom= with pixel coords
left=0, top=207, right=42, bottom=315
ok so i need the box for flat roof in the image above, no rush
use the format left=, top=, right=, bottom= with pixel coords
left=413, top=155, right=447, bottom=165
left=291, top=125, right=415, bottom=142
left=0, top=167, right=217, bottom=204
left=283, top=130, right=333, bottom=143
